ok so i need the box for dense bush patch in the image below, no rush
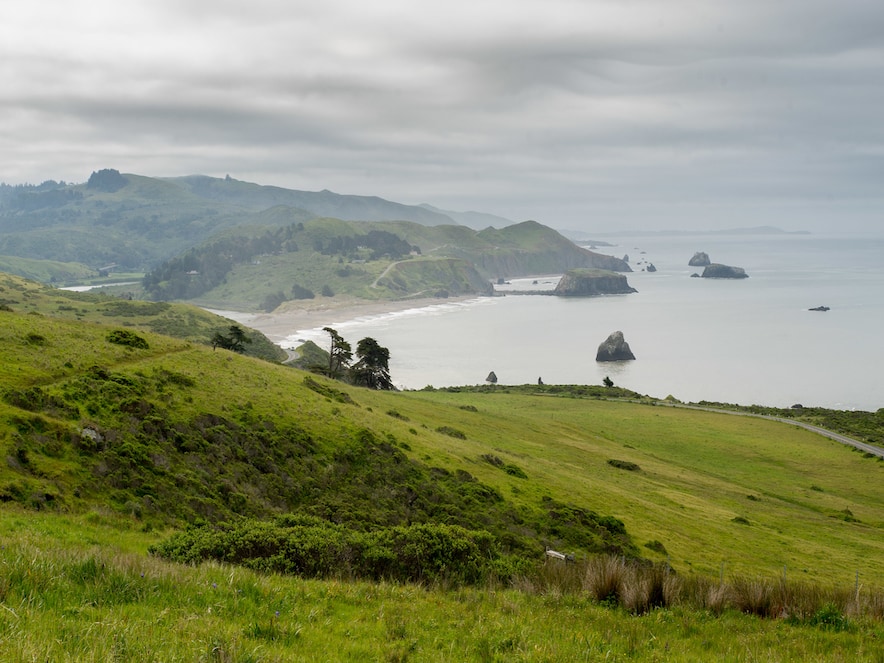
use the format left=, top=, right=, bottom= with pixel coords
left=608, top=459, right=640, bottom=471
left=436, top=426, right=466, bottom=439
left=303, top=376, right=356, bottom=405
left=150, top=516, right=522, bottom=585
left=106, top=329, right=149, bottom=349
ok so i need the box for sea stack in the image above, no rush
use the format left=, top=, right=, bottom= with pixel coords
left=689, top=251, right=711, bottom=267
left=596, top=331, right=636, bottom=362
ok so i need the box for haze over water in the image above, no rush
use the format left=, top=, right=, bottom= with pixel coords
left=287, top=232, right=884, bottom=411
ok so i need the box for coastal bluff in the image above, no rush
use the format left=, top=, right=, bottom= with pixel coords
left=554, top=269, right=637, bottom=296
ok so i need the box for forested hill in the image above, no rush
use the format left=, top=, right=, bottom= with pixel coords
left=0, top=171, right=455, bottom=271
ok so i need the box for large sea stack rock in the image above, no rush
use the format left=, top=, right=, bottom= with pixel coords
left=701, top=263, right=748, bottom=279
left=596, top=331, right=636, bottom=362
left=688, top=251, right=711, bottom=267
left=554, top=269, right=637, bottom=296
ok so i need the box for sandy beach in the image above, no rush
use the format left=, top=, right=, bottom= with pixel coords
left=218, top=295, right=477, bottom=347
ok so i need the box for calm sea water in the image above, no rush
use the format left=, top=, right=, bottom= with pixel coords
left=284, top=232, right=884, bottom=411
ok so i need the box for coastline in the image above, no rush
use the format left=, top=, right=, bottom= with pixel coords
left=218, top=295, right=480, bottom=347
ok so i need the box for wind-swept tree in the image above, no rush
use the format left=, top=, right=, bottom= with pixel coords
left=323, top=326, right=352, bottom=379
left=211, top=325, right=252, bottom=353
left=351, top=337, right=393, bottom=390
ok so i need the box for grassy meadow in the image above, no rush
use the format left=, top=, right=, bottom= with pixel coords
left=2, top=510, right=883, bottom=662
left=386, top=389, right=884, bottom=584
left=0, top=280, right=883, bottom=660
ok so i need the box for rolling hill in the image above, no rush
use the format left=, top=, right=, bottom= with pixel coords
left=0, top=271, right=881, bottom=585
left=0, top=172, right=629, bottom=312
left=141, top=217, right=629, bottom=310
left=1, top=271, right=883, bottom=659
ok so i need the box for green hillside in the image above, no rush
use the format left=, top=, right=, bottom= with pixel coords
left=1, top=284, right=882, bottom=583
left=0, top=255, right=95, bottom=283
left=142, top=217, right=628, bottom=310
left=0, top=272, right=285, bottom=362
left=2, top=280, right=883, bottom=659
left=1, top=173, right=629, bottom=309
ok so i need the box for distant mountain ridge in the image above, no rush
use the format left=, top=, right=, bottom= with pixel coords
left=418, top=203, right=515, bottom=230
left=164, top=175, right=455, bottom=225
left=0, top=171, right=462, bottom=271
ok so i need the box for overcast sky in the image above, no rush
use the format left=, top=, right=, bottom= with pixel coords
left=2, top=1, right=882, bottom=233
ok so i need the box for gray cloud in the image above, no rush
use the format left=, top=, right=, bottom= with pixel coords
left=2, top=0, right=883, bottom=232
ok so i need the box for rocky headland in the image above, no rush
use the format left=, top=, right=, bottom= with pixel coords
left=553, top=269, right=638, bottom=296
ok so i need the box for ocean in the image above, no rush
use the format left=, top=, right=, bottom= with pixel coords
left=283, top=232, right=884, bottom=411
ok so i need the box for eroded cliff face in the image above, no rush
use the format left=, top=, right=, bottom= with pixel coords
left=553, top=269, right=638, bottom=296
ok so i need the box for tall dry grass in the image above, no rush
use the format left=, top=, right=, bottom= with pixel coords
left=524, top=553, right=883, bottom=625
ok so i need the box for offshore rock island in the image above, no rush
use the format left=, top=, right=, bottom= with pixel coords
left=688, top=251, right=711, bottom=267
left=596, top=331, right=636, bottom=361
left=553, top=269, right=638, bottom=296
left=701, top=263, right=749, bottom=279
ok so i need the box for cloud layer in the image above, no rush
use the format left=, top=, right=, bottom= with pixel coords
left=3, top=0, right=883, bottom=231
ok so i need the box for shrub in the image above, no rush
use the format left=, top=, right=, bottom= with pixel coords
left=150, top=518, right=503, bottom=586
left=436, top=426, right=466, bottom=439
left=25, top=332, right=47, bottom=345
left=291, top=284, right=315, bottom=300
left=106, top=329, right=149, bottom=349
left=503, top=464, right=528, bottom=479
left=607, top=459, right=640, bottom=471
left=261, top=291, right=287, bottom=312
left=481, top=454, right=504, bottom=467
left=303, top=376, right=356, bottom=405
left=807, top=603, right=851, bottom=631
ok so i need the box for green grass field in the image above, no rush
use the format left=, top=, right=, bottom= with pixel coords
left=2, top=510, right=883, bottom=662
left=358, top=388, right=884, bottom=585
